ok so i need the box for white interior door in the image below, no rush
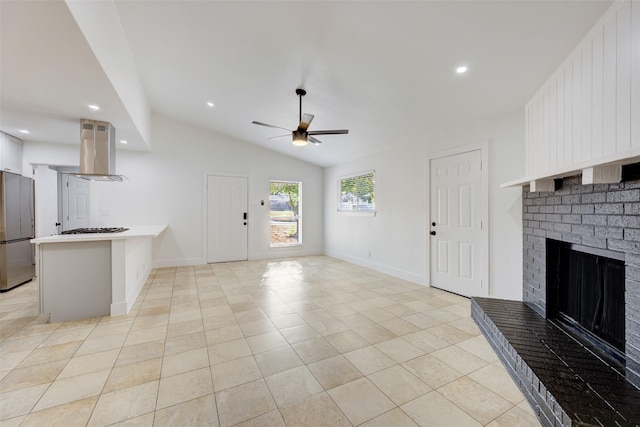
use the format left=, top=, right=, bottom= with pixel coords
left=207, top=175, right=248, bottom=263
left=62, top=174, right=91, bottom=231
left=430, top=150, right=483, bottom=297
left=34, top=165, right=59, bottom=237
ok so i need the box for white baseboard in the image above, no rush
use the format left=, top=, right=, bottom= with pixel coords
left=151, top=248, right=325, bottom=268
left=250, top=247, right=324, bottom=261
left=153, top=257, right=204, bottom=268
left=324, top=250, right=426, bottom=286
left=152, top=248, right=327, bottom=267
left=149, top=250, right=422, bottom=289
left=110, top=301, right=128, bottom=316
left=111, top=268, right=149, bottom=316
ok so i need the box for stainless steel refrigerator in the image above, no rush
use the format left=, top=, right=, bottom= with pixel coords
left=0, top=171, right=35, bottom=291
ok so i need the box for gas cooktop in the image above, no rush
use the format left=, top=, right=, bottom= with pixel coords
left=61, top=227, right=129, bottom=235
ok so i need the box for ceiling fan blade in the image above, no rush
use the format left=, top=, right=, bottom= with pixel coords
left=268, top=134, right=291, bottom=140
left=298, top=113, right=314, bottom=131
left=308, top=136, right=323, bottom=145
left=307, top=129, right=349, bottom=135
left=252, top=121, right=292, bottom=132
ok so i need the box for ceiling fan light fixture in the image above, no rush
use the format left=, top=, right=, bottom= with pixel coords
left=253, top=88, right=348, bottom=147
left=292, top=131, right=308, bottom=146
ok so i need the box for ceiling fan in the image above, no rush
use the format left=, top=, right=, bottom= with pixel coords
left=252, top=88, right=348, bottom=146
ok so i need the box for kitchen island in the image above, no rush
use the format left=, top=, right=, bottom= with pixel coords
left=31, top=225, right=167, bottom=322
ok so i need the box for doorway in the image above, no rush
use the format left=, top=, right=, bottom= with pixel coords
left=429, top=148, right=487, bottom=297
left=207, top=175, right=248, bottom=263
left=60, top=173, right=91, bottom=231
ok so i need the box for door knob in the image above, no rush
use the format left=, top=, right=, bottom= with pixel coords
left=432, top=222, right=436, bottom=227
left=430, top=231, right=436, bottom=236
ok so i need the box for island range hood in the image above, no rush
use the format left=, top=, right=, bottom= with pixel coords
left=75, top=119, right=127, bottom=182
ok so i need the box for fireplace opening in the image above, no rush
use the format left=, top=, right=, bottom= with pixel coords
left=546, top=239, right=626, bottom=364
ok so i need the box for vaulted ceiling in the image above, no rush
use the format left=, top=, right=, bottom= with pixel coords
left=1, top=0, right=612, bottom=167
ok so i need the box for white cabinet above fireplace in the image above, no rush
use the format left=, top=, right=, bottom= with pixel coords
left=504, top=0, right=640, bottom=189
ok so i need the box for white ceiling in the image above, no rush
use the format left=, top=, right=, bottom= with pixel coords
left=1, top=0, right=612, bottom=167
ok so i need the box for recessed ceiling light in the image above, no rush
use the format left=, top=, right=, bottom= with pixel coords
left=88, top=104, right=100, bottom=111
left=120, top=140, right=128, bottom=144
left=456, top=65, right=468, bottom=74
left=19, top=129, right=30, bottom=134
left=206, top=101, right=215, bottom=108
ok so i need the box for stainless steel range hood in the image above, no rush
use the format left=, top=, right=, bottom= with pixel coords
left=75, top=119, right=127, bottom=182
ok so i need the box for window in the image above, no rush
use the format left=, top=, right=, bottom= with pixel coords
left=339, top=171, right=375, bottom=212
left=270, top=181, right=301, bottom=246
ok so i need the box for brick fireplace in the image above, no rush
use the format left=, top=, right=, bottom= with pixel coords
left=472, top=171, right=640, bottom=426
left=522, top=174, right=640, bottom=387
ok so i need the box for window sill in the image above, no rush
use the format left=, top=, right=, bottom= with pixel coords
left=337, top=210, right=377, bottom=217
left=270, top=243, right=303, bottom=249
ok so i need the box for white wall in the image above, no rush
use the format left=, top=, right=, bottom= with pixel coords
left=324, top=150, right=426, bottom=283
left=22, top=113, right=325, bottom=267
left=489, top=115, right=524, bottom=300
left=325, top=110, right=524, bottom=300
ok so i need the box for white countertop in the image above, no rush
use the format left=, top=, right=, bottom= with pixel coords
left=31, top=224, right=168, bottom=244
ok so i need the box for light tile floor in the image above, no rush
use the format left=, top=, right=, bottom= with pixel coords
left=0, top=256, right=541, bottom=426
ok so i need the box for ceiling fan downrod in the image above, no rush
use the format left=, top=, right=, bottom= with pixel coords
left=296, top=88, right=306, bottom=122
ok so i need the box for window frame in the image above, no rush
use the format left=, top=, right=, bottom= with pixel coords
left=269, top=180, right=302, bottom=247
left=337, top=170, right=376, bottom=215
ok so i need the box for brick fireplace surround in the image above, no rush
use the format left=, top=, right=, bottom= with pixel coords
left=472, top=173, right=640, bottom=426
left=522, top=175, right=640, bottom=385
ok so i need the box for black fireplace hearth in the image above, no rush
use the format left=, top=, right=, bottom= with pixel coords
left=472, top=298, right=640, bottom=426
